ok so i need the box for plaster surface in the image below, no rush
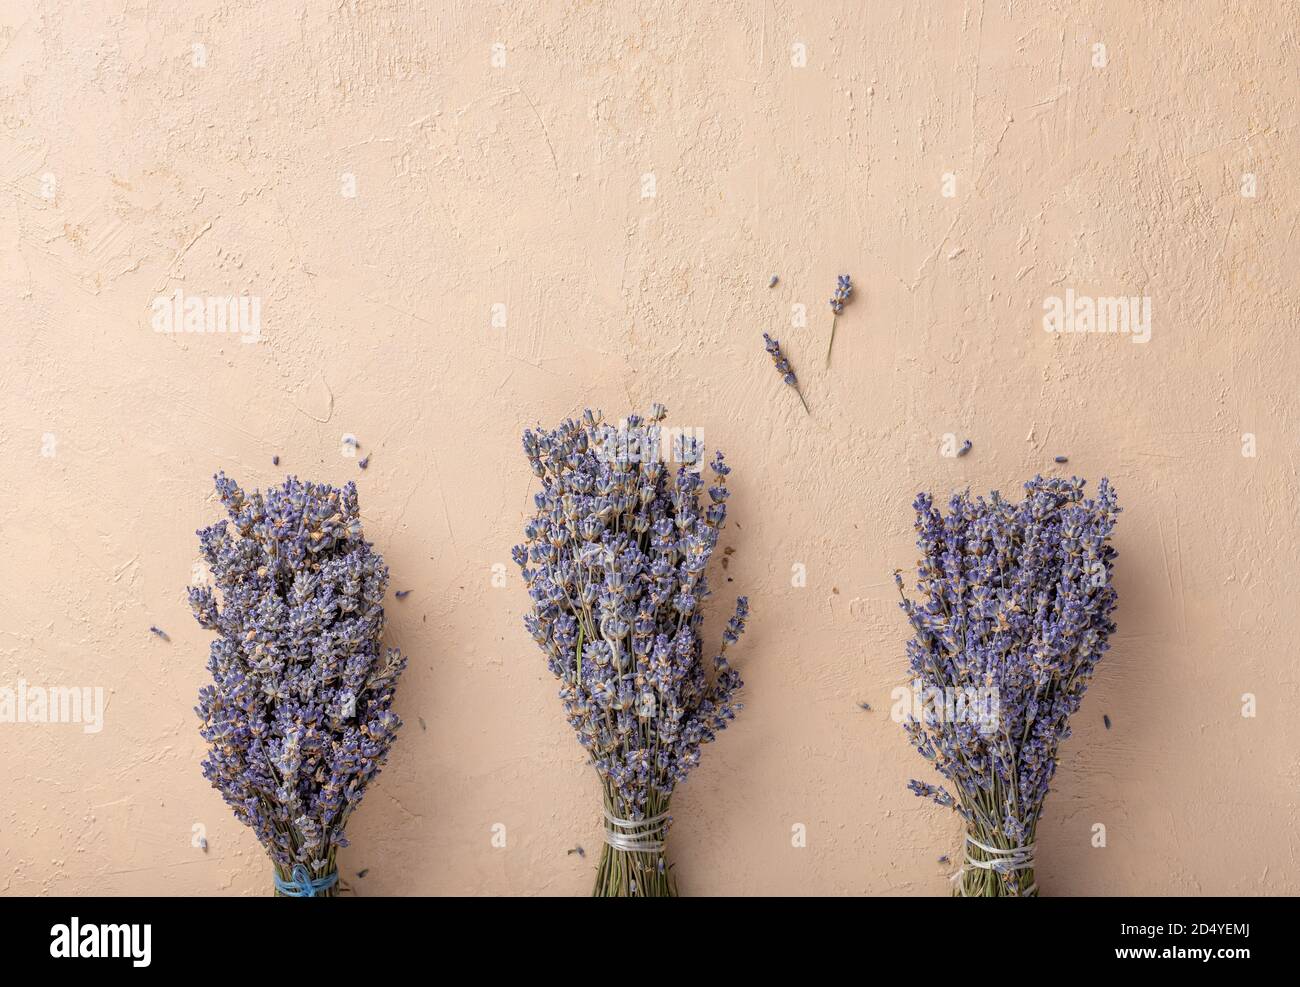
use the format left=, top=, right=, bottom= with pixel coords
left=0, top=1, right=1296, bottom=895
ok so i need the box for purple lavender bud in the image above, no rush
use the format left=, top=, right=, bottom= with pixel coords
left=762, top=333, right=809, bottom=412
left=830, top=273, right=853, bottom=313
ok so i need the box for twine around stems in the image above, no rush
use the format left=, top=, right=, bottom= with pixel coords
left=602, top=808, right=670, bottom=853
left=951, top=834, right=1038, bottom=897
left=274, top=863, right=339, bottom=897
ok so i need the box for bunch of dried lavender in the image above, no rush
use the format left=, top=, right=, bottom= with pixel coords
left=191, top=473, right=407, bottom=897
left=896, top=476, right=1119, bottom=896
left=514, top=406, right=748, bottom=897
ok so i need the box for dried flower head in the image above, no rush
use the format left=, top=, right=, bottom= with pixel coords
left=830, top=273, right=853, bottom=314
left=191, top=473, right=406, bottom=883
left=762, top=333, right=809, bottom=413
left=825, top=274, right=854, bottom=364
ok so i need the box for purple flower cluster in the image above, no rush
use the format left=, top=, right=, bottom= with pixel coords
left=762, top=333, right=797, bottom=387
left=191, top=473, right=406, bottom=879
left=829, top=273, right=852, bottom=314
left=897, top=476, right=1119, bottom=892
left=514, top=407, right=747, bottom=822
left=762, top=333, right=809, bottom=412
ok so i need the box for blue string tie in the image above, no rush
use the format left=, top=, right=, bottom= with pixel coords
left=274, top=863, right=339, bottom=897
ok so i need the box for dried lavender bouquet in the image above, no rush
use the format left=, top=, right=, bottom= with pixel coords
left=897, top=476, right=1119, bottom=896
left=514, top=405, right=748, bottom=897
left=191, top=473, right=406, bottom=897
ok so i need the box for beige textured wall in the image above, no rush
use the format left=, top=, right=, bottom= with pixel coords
left=1, top=1, right=1297, bottom=896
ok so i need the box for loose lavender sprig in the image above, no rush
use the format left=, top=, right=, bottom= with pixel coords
left=825, top=273, right=852, bottom=365
left=762, top=332, right=809, bottom=414
left=191, top=473, right=407, bottom=896
left=514, top=406, right=749, bottom=896
left=896, top=475, right=1119, bottom=896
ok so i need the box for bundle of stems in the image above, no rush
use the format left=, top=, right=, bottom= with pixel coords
left=272, top=847, right=341, bottom=898
left=956, top=790, right=1039, bottom=897
left=594, top=786, right=677, bottom=897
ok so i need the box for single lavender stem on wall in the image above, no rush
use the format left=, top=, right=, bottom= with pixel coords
left=762, top=332, right=810, bottom=413
left=514, top=405, right=749, bottom=897
left=190, top=473, right=407, bottom=898
left=896, top=476, right=1120, bottom=897
left=825, top=273, right=852, bottom=366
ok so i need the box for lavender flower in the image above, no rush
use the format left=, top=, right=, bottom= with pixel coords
left=515, top=407, right=749, bottom=896
left=762, top=333, right=809, bottom=413
left=830, top=274, right=853, bottom=314
left=896, top=476, right=1119, bottom=896
left=191, top=473, right=407, bottom=896
left=825, top=273, right=853, bottom=365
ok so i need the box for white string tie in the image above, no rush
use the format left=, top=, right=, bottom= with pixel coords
left=950, top=834, right=1037, bottom=896
left=603, top=808, right=670, bottom=853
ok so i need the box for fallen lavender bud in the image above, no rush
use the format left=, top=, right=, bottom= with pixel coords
left=1054, top=456, right=1068, bottom=464
left=356, top=868, right=369, bottom=878
left=273, top=455, right=280, bottom=466
left=567, top=846, right=586, bottom=858
left=957, top=439, right=972, bottom=457
left=858, top=701, right=872, bottom=711
left=825, top=274, right=853, bottom=365
left=150, top=626, right=170, bottom=642
left=395, top=589, right=411, bottom=599
left=762, top=333, right=809, bottom=413
left=768, top=275, right=778, bottom=287
left=358, top=455, right=371, bottom=470
left=1104, top=714, right=1112, bottom=730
